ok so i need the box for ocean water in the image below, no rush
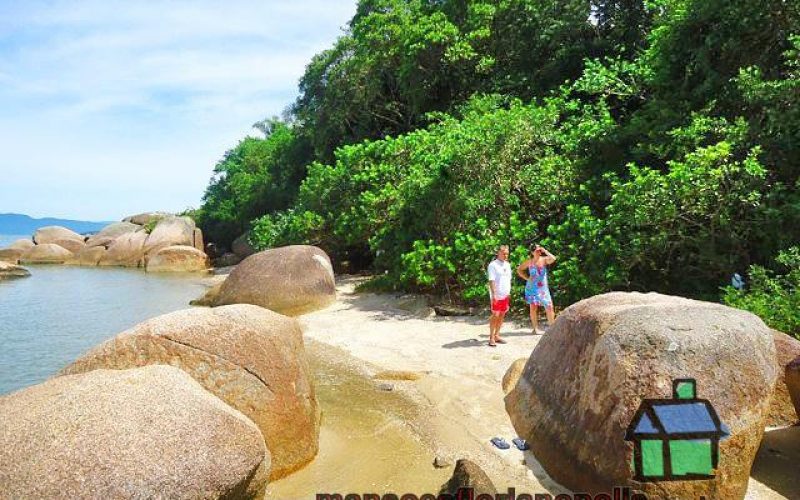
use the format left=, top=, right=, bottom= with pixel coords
left=0, top=264, right=207, bottom=395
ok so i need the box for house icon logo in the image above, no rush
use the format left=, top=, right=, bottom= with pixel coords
left=625, top=379, right=730, bottom=482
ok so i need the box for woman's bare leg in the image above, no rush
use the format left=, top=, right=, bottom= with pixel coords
left=529, top=304, right=538, bottom=333
left=545, top=305, right=556, bottom=329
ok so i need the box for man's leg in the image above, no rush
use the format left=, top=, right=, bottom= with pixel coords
left=496, top=311, right=507, bottom=341
left=488, top=313, right=498, bottom=344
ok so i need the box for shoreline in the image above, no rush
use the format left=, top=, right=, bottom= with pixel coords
left=293, top=275, right=792, bottom=499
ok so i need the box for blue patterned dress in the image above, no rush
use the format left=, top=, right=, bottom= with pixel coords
left=524, top=264, right=552, bottom=307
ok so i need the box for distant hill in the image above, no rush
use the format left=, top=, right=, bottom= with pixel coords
left=0, top=213, right=112, bottom=235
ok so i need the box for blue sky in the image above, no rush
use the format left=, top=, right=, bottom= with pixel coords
left=0, top=1, right=357, bottom=221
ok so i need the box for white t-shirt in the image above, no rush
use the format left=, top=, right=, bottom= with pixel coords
left=487, top=259, right=512, bottom=299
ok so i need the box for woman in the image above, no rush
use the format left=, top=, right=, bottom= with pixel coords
left=517, top=245, right=556, bottom=334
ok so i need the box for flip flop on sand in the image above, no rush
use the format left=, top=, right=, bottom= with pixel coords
left=491, top=437, right=510, bottom=450
left=488, top=342, right=497, bottom=347
left=512, top=438, right=529, bottom=451
left=495, top=338, right=507, bottom=344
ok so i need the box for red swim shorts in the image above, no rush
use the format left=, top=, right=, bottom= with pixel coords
left=491, top=296, right=510, bottom=314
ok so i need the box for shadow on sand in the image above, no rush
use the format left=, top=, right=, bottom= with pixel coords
left=750, top=425, right=800, bottom=498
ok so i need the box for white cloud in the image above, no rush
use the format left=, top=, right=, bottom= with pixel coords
left=0, top=0, right=356, bottom=220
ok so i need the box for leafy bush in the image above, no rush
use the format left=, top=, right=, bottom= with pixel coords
left=723, top=247, right=800, bottom=338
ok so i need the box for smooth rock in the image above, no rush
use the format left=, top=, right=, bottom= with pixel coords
left=52, top=238, right=85, bottom=254
left=145, top=245, right=209, bottom=273
left=85, top=221, right=141, bottom=248
left=0, top=261, right=30, bottom=280
left=190, top=281, right=224, bottom=306
left=70, top=246, right=107, bottom=266
left=505, top=292, right=777, bottom=499
left=122, top=211, right=170, bottom=225
left=0, top=365, right=269, bottom=499
left=213, top=245, right=336, bottom=316
left=787, top=357, right=800, bottom=422
left=61, top=304, right=319, bottom=480
left=32, top=226, right=84, bottom=245
left=439, top=459, right=497, bottom=497
left=99, top=230, right=147, bottom=267
left=193, top=227, right=205, bottom=252
left=501, top=358, right=527, bottom=395
left=144, top=216, right=195, bottom=255
left=769, top=330, right=800, bottom=426
left=232, top=233, right=256, bottom=258
left=8, top=239, right=34, bottom=251
left=19, top=243, right=73, bottom=264
left=0, top=248, right=23, bottom=264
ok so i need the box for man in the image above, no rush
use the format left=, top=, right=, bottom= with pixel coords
left=487, top=245, right=512, bottom=346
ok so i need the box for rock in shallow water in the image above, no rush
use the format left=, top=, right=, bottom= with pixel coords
left=505, top=292, right=777, bottom=500
left=145, top=244, right=209, bottom=272
left=0, top=261, right=30, bottom=280
left=0, top=365, right=269, bottom=499
left=60, top=304, right=319, bottom=480
left=19, top=243, right=73, bottom=264
left=32, top=225, right=84, bottom=245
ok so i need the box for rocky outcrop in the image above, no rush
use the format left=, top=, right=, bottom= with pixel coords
left=19, top=244, right=73, bottom=264
left=213, top=245, right=336, bottom=316
left=232, top=233, right=256, bottom=258
left=123, top=211, right=170, bottom=225
left=61, top=305, right=319, bottom=480
left=190, top=281, right=224, bottom=306
left=438, top=459, right=498, bottom=498
left=769, top=330, right=800, bottom=426
left=193, top=227, right=205, bottom=252
left=505, top=292, right=777, bottom=499
left=0, top=248, right=23, bottom=263
left=85, top=221, right=141, bottom=248
left=52, top=238, right=85, bottom=254
left=70, top=246, right=107, bottom=266
left=214, top=252, right=242, bottom=268
left=787, top=357, right=800, bottom=422
left=143, top=216, right=195, bottom=254
left=8, top=239, right=34, bottom=250
left=502, top=358, right=527, bottom=395
left=32, top=226, right=84, bottom=245
left=145, top=245, right=209, bottom=273
left=99, top=230, right=147, bottom=267
left=0, top=365, right=269, bottom=498
left=0, top=261, right=30, bottom=280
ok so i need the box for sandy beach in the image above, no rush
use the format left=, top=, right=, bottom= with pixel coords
left=266, top=275, right=795, bottom=499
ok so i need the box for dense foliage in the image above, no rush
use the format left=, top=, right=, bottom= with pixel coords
left=200, top=0, right=800, bottom=333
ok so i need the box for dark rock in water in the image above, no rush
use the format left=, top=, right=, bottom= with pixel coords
left=213, top=252, right=242, bottom=268
left=433, top=304, right=471, bottom=317
left=439, top=459, right=497, bottom=497
left=770, top=330, right=800, bottom=426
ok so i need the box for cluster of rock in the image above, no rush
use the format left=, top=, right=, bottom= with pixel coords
left=0, top=212, right=209, bottom=273
left=0, top=243, right=340, bottom=497
left=504, top=292, right=799, bottom=500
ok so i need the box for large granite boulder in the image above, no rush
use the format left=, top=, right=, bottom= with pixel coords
left=146, top=245, right=209, bottom=272
left=61, top=305, right=319, bottom=480
left=19, top=243, right=73, bottom=264
left=0, top=365, right=269, bottom=498
left=70, top=246, right=107, bottom=266
left=85, top=221, right=141, bottom=248
left=213, top=245, right=336, bottom=316
left=193, top=227, right=205, bottom=252
left=143, top=216, right=195, bottom=255
left=123, top=211, right=170, bottom=225
left=502, top=358, right=527, bottom=395
left=190, top=281, right=224, bottom=306
left=769, top=330, right=800, bottom=426
left=32, top=226, right=84, bottom=245
left=438, top=459, right=498, bottom=498
left=232, top=233, right=256, bottom=258
left=52, top=238, right=85, bottom=254
left=214, top=252, right=242, bottom=268
left=0, top=261, right=30, bottom=280
left=8, top=239, right=34, bottom=250
left=0, top=248, right=23, bottom=264
left=787, top=357, right=800, bottom=421
left=99, top=230, right=147, bottom=267
left=505, top=292, right=777, bottom=499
